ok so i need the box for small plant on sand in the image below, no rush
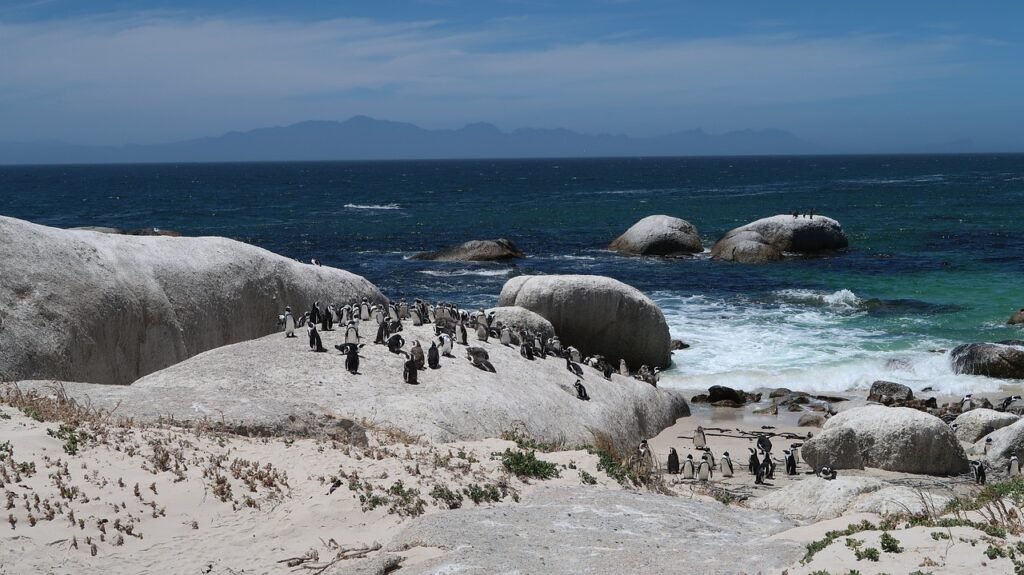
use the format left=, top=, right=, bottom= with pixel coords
left=945, top=478, right=1024, bottom=535
left=802, top=520, right=878, bottom=564
left=500, top=430, right=561, bottom=453
left=47, top=424, right=88, bottom=455
left=579, top=469, right=597, bottom=485
left=854, top=547, right=879, bottom=562
left=429, top=484, right=463, bottom=509
left=0, top=441, right=12, bottom=461
left=985, top=544, right=1007, bottom=560
left=500, top=449, right=559, bottom=480
left=930, top=531, right=950, bottom=541
left=462, top=483, right=503, bottom=505
left=879, top=532, right=903, bottom=553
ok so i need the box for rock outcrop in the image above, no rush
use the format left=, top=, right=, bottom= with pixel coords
left=484, top=306, right=556, bottom=339
left=498, top=274, right=671, bottom=368
left=801, top=406, right=968, bottom=475
left=390, top=486, right=803, bottom=575
left=608, top=215, right=702, bottom=256
left=691, top=385, right=762, bottom=407
left=711, top=214, right=848, bottom=263
left=412, top=239, right=524, bottom=262
left=0, top=216, right=386, bottom=386
left=1009, top=309, right=1024, bottom=325
left=751, top=476, right=951, bottom=522
left=18, top=322, right=689, bottom=453
left=952, top=409, right=1019, bottom=443
left=867, top=380, right=913, bottom=405
left=974, top=418, right=1024, bottom=466
left=950, top=341, right=1024, bottom=379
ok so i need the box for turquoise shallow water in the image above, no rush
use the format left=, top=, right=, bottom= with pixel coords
left=1, top=154, right=1022, bottom=393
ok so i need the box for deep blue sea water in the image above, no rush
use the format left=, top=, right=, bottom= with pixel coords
left=2, top=155, right=1023, bottom=394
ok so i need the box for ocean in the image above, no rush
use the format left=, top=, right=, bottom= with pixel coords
left=2, top=154, right=1023, bottom=395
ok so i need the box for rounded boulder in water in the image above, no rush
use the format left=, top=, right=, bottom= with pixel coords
left=608, top=215, right=703, bottom=256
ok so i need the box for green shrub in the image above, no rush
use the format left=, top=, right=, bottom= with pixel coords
left=500, top=449, right=559, bottom=480
left=879, top=532, right=903, bottom=553
left=854, top=547, right=879, bottom=561
left=579, top=470, right=597, bottom=485
left=463, top=483, right=503, bottom=505
left=429, top=484, right=463, bottom=509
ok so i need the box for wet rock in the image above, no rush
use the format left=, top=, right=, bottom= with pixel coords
left=608, top=215, right=703, bottom=256
left=867, top=380, right=914, bottom=405
left=950, top=341, right=1024, bottom=379
left=414, top=238, right=525, bottom=261
left=670, top=339, right=690, bottom=350
left=1009, top=308, right=1024, bottom=325
left=798, top=413, right=826, bottom=427
left=711, top=214, right=848, bottom=264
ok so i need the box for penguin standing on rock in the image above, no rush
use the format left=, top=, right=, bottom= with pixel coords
left=1009, top=456, right=1021, bottom=477
left=566, top=356, right=584, bottom=377
left=573, top=379, right=590, bottom=401
left=403, top=354, right=419, bottom=385
left=763, top=450, right=776, bottom=480
left=784, top=450, right=797, bottom=476
left=681, top=454, right=695, bottom=479
left=697, top=453, right=713, bottom=481
left=619, top=359, right=629, bottom=376
left=720, top=452, right=734, bottom=478
left=970, top=460, right=987, bottom=485
left=345, top=321, right=360, bottom=345
left=411, top=341, right=425, bottom=370
left=282, top=307, right=296, bottom=338
left=439, top=333, right=454, bottom=357
left=818, top=466, right=837, bottom=480
left=427, top=342, right=440, bottom=369
left=335, top=343, right=362, bottom=374
left=667, top=448, right=680, bottom=474
left=308, top=321, right=326, bottom=352
left=387, top=333, right=406, bottom=354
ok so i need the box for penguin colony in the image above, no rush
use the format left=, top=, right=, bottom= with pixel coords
left=279, top=297, right=663, bottom=394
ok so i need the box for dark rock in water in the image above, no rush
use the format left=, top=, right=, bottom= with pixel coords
left=786, top=403, right=804, bottom=412
left=920, top=386, right=935, bottom=393
left=797, top=413, right=826, bottom=427
left=813, top=394, right=848, bottom=403
left=950, top=341, right=1024, bottom=379
left=711, top=214, right=848, bottom=264
left=414, top=239, right=525, bottom=262
left=906, top=397, right=938, bottom=411
left=608, top=215, right=703, bottom=256
left=753, top=404, right=778, bottom=415
left=769, top=388, right=792, bottom=399
left=711, top=399, right=742, bottom=408
left=775, top=393, right=810, bottom=406
left=1009, top=308, right=1024, bottom=325
left=867, top=380, right=914, bottom=405
left=670, top=339, right=690, bottom=350
left=707, top=385, right=761, bottom=405
left=690, top=394, right=710, bottom=404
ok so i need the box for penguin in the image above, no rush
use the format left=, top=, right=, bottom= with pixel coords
left=569, top=347, right=582, bottom=363
left=310, top=302, right=321, bottom=326
left=984, top=437, right=993, bottom=455
left=283, top=306, right=296, bottom=338
left=818, top=466, right=837, bottom=480
left=297, top=312, right=308, bottom=328
left=374, top=319, right=388, bottom=345
left=466, top=347, right=495, bottom=372
left=427, top=342, right=440, bottom=369
left=667, top=448, right=680, bottom=474
left=960, top=393, right=975, bottom=412
left=754, top=457, right=766, bottom=485
left=439, top=333, right=454, bottom=357
left=566, top=356, right=584, bottom=378
left=388, top=304, right=400, bottom=323
left=619, top=358, right=629, bottom=376
left=398, top=300, right=409, bottom=319
left=697, top=454, right=712, bottom=481
left=427, top=305, right=436, bottom=323
left=373, top=307, right=384, bottom=325
left=790, top=443, right=802, bottom=465
left=336, top=343, right=361, bottom=374
left=970, top=460, right=986, bottom=485
left=701, top=447, right=716, bottom=471
left=602, top=362, right=614, bottom=380
left=456, top=322, right=469, bottom=345
left=387, top=333, right=406, bottom=354
left=1009, top=456, right=1021, bottom=477
left=784, top=449, right=797, bottom=476
left=549, top=337, right=562, bottom=356
left=308, top=322, right=326, bottom=352
left=476, top=323, right=488, bottom=342
left=345, top=322, right=360, bottom=345
left=520, top=342, right=535, bottom=360
left=999, top=395, right=1023, bottom=412
left=311, top=258, right=321, bottom=267
left=762, top=450, right=775, bottom=480
left=720, top=452, right=734, bottom=478
left=681, top=454, right=696, bottom=479
left=747, top=448, right=759, bottom=475
left=411, top=341, right=425, bottom=370
left=573, top=379, right=590, bottom=401
left=410, top=307, right=423, bottom=326
left=693, top=426, right=706, bottom=450
left=322, top=305, right=333, bottom=331
left=403, top=355, right=419, bottom=385
left=359, top=300, right=370, bottom=321
left=756, top=434, right=773, bottom=454
left=496, top=325, right=510, bottom=346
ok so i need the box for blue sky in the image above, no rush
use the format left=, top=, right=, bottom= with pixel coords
left=1, top=0, right=1021, bottom=151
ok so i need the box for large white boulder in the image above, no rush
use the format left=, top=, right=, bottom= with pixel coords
left=952, top=409, right=1019, bottom=443
left=484, top=306, right=556, bottom=339
left=950, top=341, right=1024, bottom=380
left=711, top=214, right=848, bottom=263
left=498, top=274, right=671, bottom=368
left=751, top=476, right=951, bottom=522
left=0, top=216, right=385, bottom=385
left=801, top=406, right=968, bottom=475
left=412, top=239, right=524, bottom=261
left=16, top=322, right=690, bottom=453
left=608, top=215, right=702, bottom=256
left=973, top=418, right=1024, bottom=466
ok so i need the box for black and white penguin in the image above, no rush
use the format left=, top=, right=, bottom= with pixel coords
left=960, top=393, right=975, bottom=412
left=549, top=337, right=562, bottom=356
left=568, top=347, right=582, bottom=363
left=345, top=322, right=360, bottom=345
left=784, top=450, right=797, bottom=476
left=311, top=258, right=321, bottom=267
left=984, top=437, right=994, bottom=455
left=701, top=447, right=716, bottom=471
left=336, top=343, right=361, bottom=374
left=410, top=341, right=425, bottom=370
left=403, top=355, right=419, bottom=385
left=1009, top=456, right=1021, bottom=477
left=574, top=379, right=590, bottom=401
left=720, top=452, right=734, bottom=478
left=466, top=347, right=495, bottom=372
left=763, top=451, right=775, bottom=480
left=283, top=306, right=296, bottom=338
left=520, top=341, right=535, bottom=360
left=427, top=342, right=440, bottom=369
left=818, top=466, right=837, bottom=480
left=756, top=434, right=773, bottom=454
left=697, top=455, right=712, bottom=482
left=322, top=305, right=333, bottom=331
left=360, top=299, right=371, bottom=321
left=456, top=322, right=469, bottom=345
left=970, top=460, right=987, bottom=485
left=439, top=333, right=454, bottom=357
left=388, top=304, right=400, bottom=323
left=476, top=323, right=488, bottom=342
left=619, top=359, right=629, bottom=376
left=308, top=322, right=326, bottom=352
left=398, top=299, right=409, bottom=319
left=999, top=395, right=1023, bottom=412
left=374, top=319, right=388, bottom=345
left=748, top=448, right=759, bottom=475
left=566, top=356, right=584, bottom=377
left=681, top=454, right=695, bottom=479
left=667, top=448, right=680, bottom=474
left=387, top=333, right=406, bottom=354
left=754, top=456, right=766, bottom=485
left=499, top=325, right=512, bottom=346
left=693, top=426, right=706, bottom=450
left=310, top=302, right=322, bottom=326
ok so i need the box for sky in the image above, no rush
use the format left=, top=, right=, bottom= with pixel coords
left=1, top=0, right=1022, bottom=152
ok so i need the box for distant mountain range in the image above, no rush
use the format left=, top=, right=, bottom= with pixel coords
left=0, top=116, right=818, bottom=165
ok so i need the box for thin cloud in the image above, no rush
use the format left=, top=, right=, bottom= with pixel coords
left=0, top=13, right=967, bottom=145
